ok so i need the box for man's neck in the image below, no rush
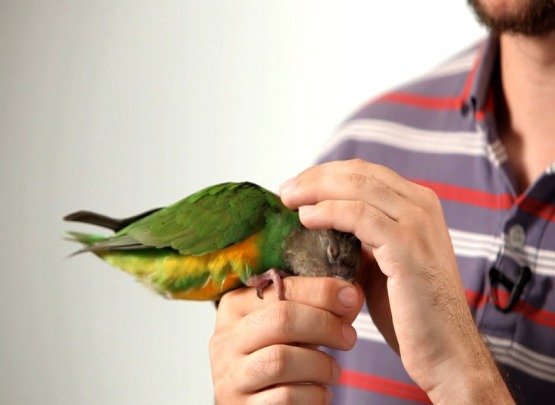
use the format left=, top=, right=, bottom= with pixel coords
left=496, top=32, right=555, bottom=192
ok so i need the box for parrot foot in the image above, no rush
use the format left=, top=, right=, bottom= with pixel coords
left=246, top=269, right=290, bottom=300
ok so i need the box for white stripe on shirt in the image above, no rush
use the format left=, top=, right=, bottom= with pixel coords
left=450, top=228, right=555, bottom=278
left=353, top=312, right=555, bottom=384
left=321, top=119, right=508, bottom=166
left=423, top=52, right=479, bottom=80
left=486, top=335, right=555, bottom=384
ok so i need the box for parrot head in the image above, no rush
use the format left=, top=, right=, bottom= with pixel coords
left=283, top=228, right=361, bottom=282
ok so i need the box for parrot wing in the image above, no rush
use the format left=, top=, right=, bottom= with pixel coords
left=99, top=182, right=282, bottom=256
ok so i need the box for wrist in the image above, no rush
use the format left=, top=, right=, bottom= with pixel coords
left=425, top=339, right=514, bottom=405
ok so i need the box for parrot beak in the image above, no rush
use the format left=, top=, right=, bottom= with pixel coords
left=334, top=275, right=355, bottom=283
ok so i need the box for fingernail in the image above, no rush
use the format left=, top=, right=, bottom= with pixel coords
left=337, top=286, right=358, bottom=308
left=279, top=178, right=297, bottom=197
left=342, top=323, right=357, bottom=346
left=298, top=205, right=315, bottom=219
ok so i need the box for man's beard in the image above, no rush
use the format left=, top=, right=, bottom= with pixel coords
left=468, top=0, right=555, bottom=36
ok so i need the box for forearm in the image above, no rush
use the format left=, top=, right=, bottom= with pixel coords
left=425, top=334, right=514, bottom=404
left=358, top=239, right=514, bottom=404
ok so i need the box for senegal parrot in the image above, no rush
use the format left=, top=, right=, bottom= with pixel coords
left=64, top=182, right=361, bottom=301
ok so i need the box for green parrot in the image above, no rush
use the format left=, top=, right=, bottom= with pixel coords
left=64, top=182, right=361, bottom=301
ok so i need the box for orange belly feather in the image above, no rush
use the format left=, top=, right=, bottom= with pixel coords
left=102, top=233, right=263, bottom=300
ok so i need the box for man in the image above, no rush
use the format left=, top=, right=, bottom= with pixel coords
left=209, top=1, right=555, bottom=403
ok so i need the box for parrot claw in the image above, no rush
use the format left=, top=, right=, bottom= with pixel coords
left=246, top=268, right=290, bottom=300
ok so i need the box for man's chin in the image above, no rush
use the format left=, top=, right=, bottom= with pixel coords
left=467, top=0, right=555, bottom=36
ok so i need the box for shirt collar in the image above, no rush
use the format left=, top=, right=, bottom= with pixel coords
left=466, top=35, right=499, bottom=117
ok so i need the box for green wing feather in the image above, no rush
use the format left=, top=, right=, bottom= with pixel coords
left=101, top=182, right=285, bottom=255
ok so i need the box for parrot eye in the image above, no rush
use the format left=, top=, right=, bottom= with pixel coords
left=327, top=243, right=340, bottom=264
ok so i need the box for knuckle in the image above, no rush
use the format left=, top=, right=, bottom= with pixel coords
left=352, top=200, right=367, bottom=218
left=253, top=345, right=289, bottom=380
left=368, top=173, right=392, bottom=196
left=409, top=205, right=428, bottom=226
left=274, top=301, right=294, bottom=331
left=244, top=353, right=264, bottom=381
left=215, top=289, right=242, bottom=321
left=312, top=307, right=336, bottom=338
left=348, top=172, right=368, bottom=189
left=217, top=288, right=236, bottom=308
left=244, top=311, right=262, bottom=332
left=419, top=185, right=441, bottom=209
left=347, top=158, right=368, bottom=170
left=245, top=301, right=295, bottom=339
left=354, top=203, right=382, bottom=232
left=262, top=301, right=295, bottom=337
left=268, top=345, right=289, bottom=377
left=242, top=307, right=268, bottom=336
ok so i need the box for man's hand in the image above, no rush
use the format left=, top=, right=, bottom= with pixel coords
left=209, top=277, right=364, bottom=404
left=280, top=159, right=514, bottom=404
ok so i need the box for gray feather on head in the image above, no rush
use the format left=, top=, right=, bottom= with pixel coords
left=284, top=228, right=361, bottom=282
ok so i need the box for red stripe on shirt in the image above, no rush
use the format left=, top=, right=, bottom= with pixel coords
left=475, top=89, right=495, bottom=121
left=339, top=369, right=431, bottom=404
left=375, top=47, right=481, bottom=113
left=370, top=44, right=501, bottom=122
left=518, top=196, right=555, bottom=222
left=466, top=289, right=555, bottom=328
left=376, top=92, right=464, bottom=110
left=413, top=179, right=555, bottom=222
left=412, top=179, right=515, bottom=210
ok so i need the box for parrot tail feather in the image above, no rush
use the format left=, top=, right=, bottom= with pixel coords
left=64, top=231, right=108, bottom=256
left=65, top=231, right=150, bottom=255
left=63, top=208, right=161, bottom=232
left=66, top=231, right=107, bottom=246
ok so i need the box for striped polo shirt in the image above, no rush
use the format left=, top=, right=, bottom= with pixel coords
left=320, top=36, right=555, bottom=404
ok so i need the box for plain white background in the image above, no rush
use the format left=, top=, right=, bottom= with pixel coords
left=0, top=1, right=485, bottom=404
